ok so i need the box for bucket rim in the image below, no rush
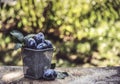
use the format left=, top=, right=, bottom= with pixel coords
left=22, top=48, right=54, bottom=52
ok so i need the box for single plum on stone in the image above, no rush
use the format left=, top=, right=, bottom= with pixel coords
left=36, top=43, right=47, bottom=49
left=25, top=38, right=37, bottom=49
left=34, top=32, right=45, bottom=44
left=44, top=40, right=53, bottom=48
left=43, top=69, right=57, bottom=80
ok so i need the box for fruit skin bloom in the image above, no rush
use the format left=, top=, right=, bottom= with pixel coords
left=25, top=38, right=37, bottom=49
left=44, top=40, right=53, bottom=48
left=37, top=43, right=47, bottom=49
left=34, top=32, right=45, bottom=44
left=43, top=69, right=57, bottom=80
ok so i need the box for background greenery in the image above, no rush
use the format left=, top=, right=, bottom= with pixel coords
left=0, top=0, right=120, bottom=67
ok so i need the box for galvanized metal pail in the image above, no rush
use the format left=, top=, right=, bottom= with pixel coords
left=21, top=48, right=54, bottom=79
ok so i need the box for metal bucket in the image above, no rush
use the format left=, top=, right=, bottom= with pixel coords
left=21, top=48, right=54, bottom=79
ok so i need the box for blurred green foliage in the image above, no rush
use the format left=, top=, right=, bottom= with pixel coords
left=1, top=0, right=120, bottom=67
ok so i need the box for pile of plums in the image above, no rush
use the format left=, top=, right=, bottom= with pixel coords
left=25, top=32, right=53, bottom=49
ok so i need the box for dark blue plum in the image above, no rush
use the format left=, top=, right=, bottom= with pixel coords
left=34, top=32, right=45, bottom=44
left=25, top=38, right=37, bottom=49
left=43, top=69, right=57, bottom=80
left=36, top=43, right=47, bottom=49
left=44, top=40, right=53, bottom=48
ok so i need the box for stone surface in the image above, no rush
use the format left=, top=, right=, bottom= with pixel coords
left=0, top=66, right=120, bottom=84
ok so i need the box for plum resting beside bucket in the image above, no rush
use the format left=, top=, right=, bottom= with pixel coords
left=21, top=48, right=54, bottom=79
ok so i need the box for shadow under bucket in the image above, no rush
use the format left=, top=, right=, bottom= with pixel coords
left=21, top=48, right=54, bottom=79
